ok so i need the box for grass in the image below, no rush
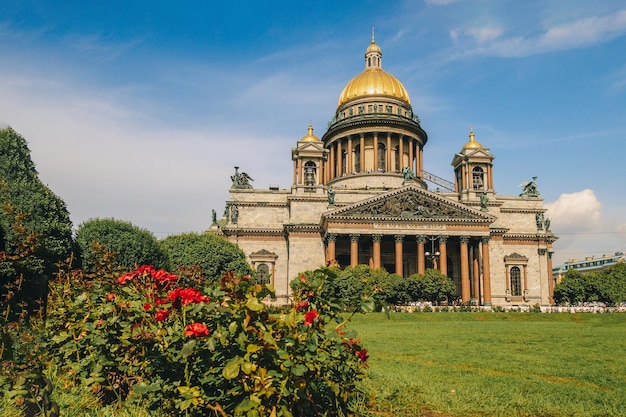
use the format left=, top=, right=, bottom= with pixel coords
left=349, top=311, right=626, bottom=417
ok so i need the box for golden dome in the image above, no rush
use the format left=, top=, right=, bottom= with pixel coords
left=300, top=123, right=320, bottom=142
left=338, top=69, right=411, bottom=107
left=462, top=128, right=483, bottom=151
left=337, top=37, right=410, bottom=108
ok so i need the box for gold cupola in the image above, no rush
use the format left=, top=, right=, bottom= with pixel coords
left=462, top=127, right=483, bottom=152
left=337, top=33, right=411, bottom=108
left=299, top=123, right=320, bottom=142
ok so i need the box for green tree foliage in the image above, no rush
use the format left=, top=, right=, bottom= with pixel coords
left=0, top=127, right=73, bottom=277
left=412, top=269, right=456, bottom=304
left=75, top=218, right=167, bottom=273
left=158, top=232, right=252, bottom=281
left=554, top=263, right=626, bottom=306
left=0, top=127, right=73, bottom=313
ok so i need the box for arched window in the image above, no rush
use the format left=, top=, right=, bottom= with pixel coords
left=304, top=161, right=316, bottom=186
left=354, top=144, right=361, bottom=172
left=510, top=266, right=521, bottom=296
left=472, top=167, right=484, bottom=189
left=257, top=264, right=270, bottom=284
left=378, top=143, right=386, bottom=171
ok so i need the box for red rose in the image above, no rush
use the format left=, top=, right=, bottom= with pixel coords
left=152, top=269, right=178, bottom=283
left=300, top=275, right=306, bottom=282
left=303, top=310, right=319, bottom=326
left=118, top=272, right=136, bottom=285
left=184, top=322, right=209, bottom=337
left=136, top=265, right=156, bottom=276
left=143, top=302, right=152, bottom=311
left=295, top=300, right=309, bottom=311
left=106, top=293, right=115, bottom=301
left=155, top=309, right=170, bottom=322
left=168, top=287, right=209, bottom=305
left=355, top=349, right=369, bottom=362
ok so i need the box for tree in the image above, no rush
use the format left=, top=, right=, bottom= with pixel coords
left=75, top=218, right=167, bottom=273
left=0, top=127, right=73, bottom=314
left=158, top=232, right=252, bottom=281
left=416, top=269, right=456, bottom=304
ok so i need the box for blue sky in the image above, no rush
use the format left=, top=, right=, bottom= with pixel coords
left=1, top=0, right=625, bottom=266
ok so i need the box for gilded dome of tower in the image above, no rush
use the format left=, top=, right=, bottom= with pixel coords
left=299, top=123, right=320, bottom=142
left=337, top=37, right=411, bottom=108
left=462, top=128, right=483, bottom=152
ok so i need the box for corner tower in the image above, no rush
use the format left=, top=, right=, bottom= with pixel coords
left=321, top=35, right=428, bottom=190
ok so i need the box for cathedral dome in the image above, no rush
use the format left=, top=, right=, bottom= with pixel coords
left=337, top=38, right=411, bottom=108
left=462, top=128, right=483, bottom=152
left=299, top=123, right=320, bottom=142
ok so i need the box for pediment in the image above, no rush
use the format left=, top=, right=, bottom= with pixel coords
left=323, top=185, right=495, bottom=223
left=297, top=142, right=325, bottom=152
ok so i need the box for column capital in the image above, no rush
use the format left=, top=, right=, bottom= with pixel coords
left=372, top=234, right=382, bottom=243
left=439, top=235, right=449, bottom=243
left=326, top=233, right=337, bottom=243
left=394, top=234, right=405, bottom=243
left=481, top=236, right=491, bottom=245
left=416, top=235, right=426, bottom=244
left=350, top=233, right=360, bottom=242
left=460, top=235, right=470, bottom=244
left=538, top=248, right=547, bottom=256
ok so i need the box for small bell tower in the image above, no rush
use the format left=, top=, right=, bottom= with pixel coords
left=451, top=128, right=495, bottom=203
left=291, top=123, right=328, bottom=192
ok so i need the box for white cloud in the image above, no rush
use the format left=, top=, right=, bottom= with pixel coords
left=545, top=189, right=602, bottom=231
left=452, top=9, right=626, bottom=58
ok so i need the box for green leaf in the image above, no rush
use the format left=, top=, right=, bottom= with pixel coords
left=133, top=382, right=161, bottom=394
left=246, top=297, right=264, bottom=312
left=291, top=364, right=308, bottom=376
left=181, top=339, right=197, bottom=359
left=223, top=357, right=243, bottom=380
left=360, top=297, right=375, bottom=313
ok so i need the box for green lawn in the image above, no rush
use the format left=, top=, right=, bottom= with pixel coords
left=349, top=312, right=626, bottom=417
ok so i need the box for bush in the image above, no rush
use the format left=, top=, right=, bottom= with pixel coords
left=159, top=233, right=252, bottom=282
left=75, top=218, right=167, bottom=273
left=41, top=264, right=370, bottom=416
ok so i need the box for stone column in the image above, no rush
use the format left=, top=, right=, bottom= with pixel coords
left=373, top=133, right=379, bottom=171
left=293, top=160, right=297, bottom=185
left=329, top=144, right=335, bottom=181
left=439, top=236, right=448, bottom=276
left=408, top=138, right=414, bottom=174
left=360, top=135, right=365, bottom=173
left=386, top=133, right=392, bottom=171
left=372, top=234, right=382, bottom=269
left=350, top=234, right=359, bottom=267
left=416, top=235, right=426, bottom=274
left=326, top=233, right=337, bottom=264
left=399, top=136, right=404, bottom=170
left=394, top=234, right=404, bottom=277
left=548, top=250, right=555, bottom=305
left=460, top=236, right=470, bottom=302
left=347, top=136, right=353, bottom=174
left=481, top=237, right=492, bottom=305
left=473, top=245, right=480, bottom=303
left=337, top=140, right=343, bottom=176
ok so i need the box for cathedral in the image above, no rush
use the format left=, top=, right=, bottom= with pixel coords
left=214, top=37, right=557, bottom=306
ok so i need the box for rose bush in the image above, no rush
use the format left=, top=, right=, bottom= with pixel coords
left=44, top=263, right=371, bottom=416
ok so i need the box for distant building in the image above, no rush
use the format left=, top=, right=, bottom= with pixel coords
left=213, top=37, right=558, bottom=306
left=552, top=252, right=625, bottom=281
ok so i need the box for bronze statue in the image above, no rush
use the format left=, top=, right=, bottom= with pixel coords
left=401, top=166, right=413, bottom=181
left=327, top=187, right=335, bottom=205
left=519, top=176, right=540, bottom=197
left=480, top=192, right=489, bottom=211
left=231, top=166, right=254, bottom=189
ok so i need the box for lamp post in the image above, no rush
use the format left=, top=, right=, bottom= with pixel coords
left=424, top=236, right=440, bottom=270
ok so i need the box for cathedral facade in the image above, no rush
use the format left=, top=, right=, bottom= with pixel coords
left=215, top=38, right=557, bottom=306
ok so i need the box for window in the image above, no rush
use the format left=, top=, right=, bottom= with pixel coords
left=341, top=150, right=347, bottom=175
left=377, top=143, right=386, bottom=171
left=472, top=167, right=484, bottom=189
left=304, top=161, right=316, bottom=186
left=257, top=264, right=270, bottom=284
left=510, top=266, right=522, bottom=296
left=354, top=144, right=361, bottom=172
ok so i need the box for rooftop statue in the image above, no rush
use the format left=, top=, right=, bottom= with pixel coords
left=401, top=166, right=414, bottom=181
left=231, top=166, right=254, bottom=189
left=519, top=176, right=540, bottom=198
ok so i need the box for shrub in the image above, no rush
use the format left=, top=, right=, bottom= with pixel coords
left=158, top=233, right=252, bottom=281
left=43, top=264, right=370, bottom=416
left=75, top=218, right=167, bottom=273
